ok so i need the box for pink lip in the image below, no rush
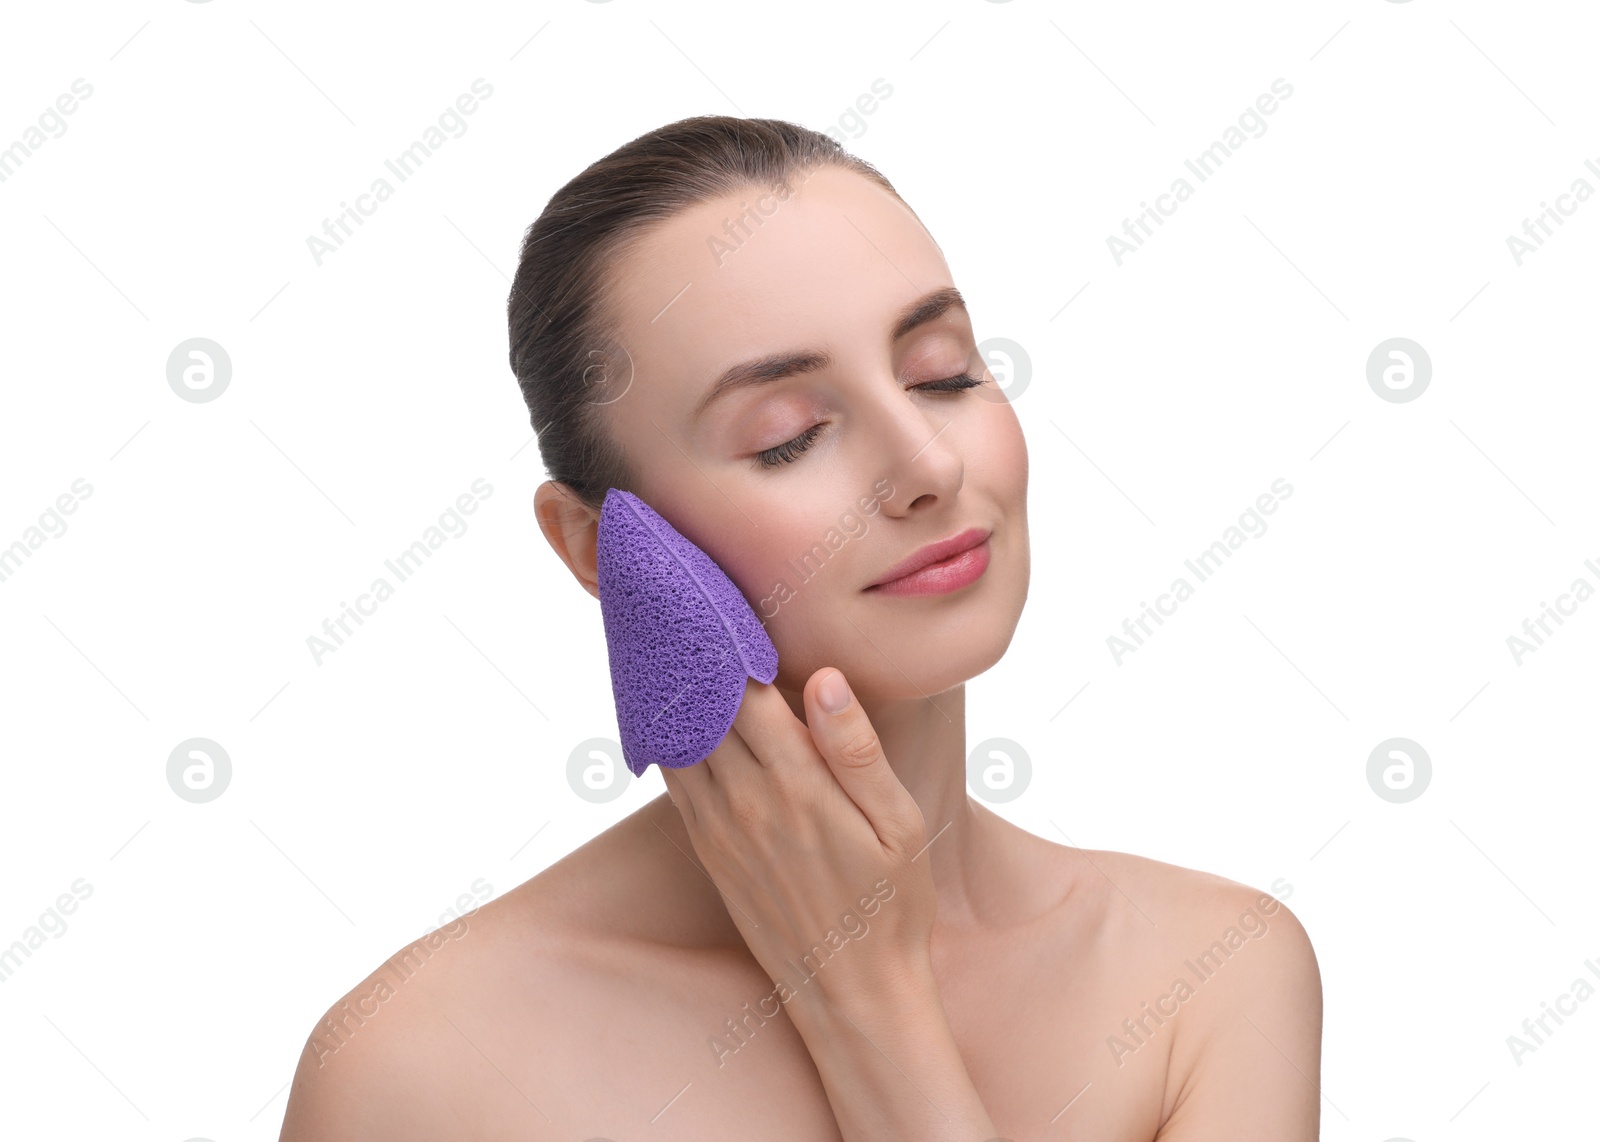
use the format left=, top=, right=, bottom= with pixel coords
left=865, top=528, right=992, bottom=597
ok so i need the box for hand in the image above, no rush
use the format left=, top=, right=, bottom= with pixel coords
left=658, top=667, right=937, bottom=1012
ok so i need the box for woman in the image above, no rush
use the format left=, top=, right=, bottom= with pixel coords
left=279, top=116, right=1322, bottom=1141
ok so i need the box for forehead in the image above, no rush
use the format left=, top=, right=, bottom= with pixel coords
left=600, top=166, right=951, bottom=382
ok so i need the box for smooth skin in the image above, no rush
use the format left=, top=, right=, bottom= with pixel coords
left=279, top=165, right=1322, bottom=1141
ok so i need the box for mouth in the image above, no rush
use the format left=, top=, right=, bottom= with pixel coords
left=864, top=527, right=992, bottom=597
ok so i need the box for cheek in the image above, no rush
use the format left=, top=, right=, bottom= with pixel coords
left=723, top=507, right=862, bottom=634
left=976, top=400, right=1030, bottom=495
left=1007, top=414, right=1029, bottom=491
left=714, top=519, right=809, bottom=615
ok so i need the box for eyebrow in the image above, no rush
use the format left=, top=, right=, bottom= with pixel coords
left=691, top=286, right=968, bottom=420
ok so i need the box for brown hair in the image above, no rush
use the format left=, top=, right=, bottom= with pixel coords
left=506, top=115, right=904, bottom=512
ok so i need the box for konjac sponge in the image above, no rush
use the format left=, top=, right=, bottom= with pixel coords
left=596, top=488, right=779, bottom=776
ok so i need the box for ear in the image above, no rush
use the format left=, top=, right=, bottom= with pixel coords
left=534, top=480, right=601, bottom=599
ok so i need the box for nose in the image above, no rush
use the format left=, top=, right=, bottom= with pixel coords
left=868, top=382, right=965, bottom=515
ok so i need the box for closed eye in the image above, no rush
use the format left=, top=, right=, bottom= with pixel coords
left=751, top=372, right=986, bottom=470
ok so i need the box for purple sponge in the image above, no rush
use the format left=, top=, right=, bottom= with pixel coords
left=596, top=488, right=779, bottom=776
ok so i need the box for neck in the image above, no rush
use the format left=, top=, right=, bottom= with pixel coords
left=646, top=681, right=1049, bottom=953
left=782, top=680, right=994, bottom=920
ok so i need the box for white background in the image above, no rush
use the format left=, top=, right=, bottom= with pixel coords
left=1, top=1, right=1596, bottom=1138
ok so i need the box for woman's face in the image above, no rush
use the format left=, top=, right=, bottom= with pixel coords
left=592, top=165, right=1029, bottom=701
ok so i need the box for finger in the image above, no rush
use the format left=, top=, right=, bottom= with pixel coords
left=659, top=767, right=695, bottom=826
left=665, top=746, right=716, bottom=804
left=724, top=675, right=808, bottom=773
left=662, top=689, right=761, bottom=800
left=697, top=674, right=796, bottom=793
left=803, top=667, right=922, bottom=846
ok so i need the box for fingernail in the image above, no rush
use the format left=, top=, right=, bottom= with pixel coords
left=819, top=670, right=851, bottom=714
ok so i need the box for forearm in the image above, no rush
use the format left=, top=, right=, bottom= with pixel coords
left=784, top=963, right=998, bottom=1142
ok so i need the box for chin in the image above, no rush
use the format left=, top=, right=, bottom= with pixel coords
left=776, top=605, right=1020, bottom=704
left=765, top=530, right=1028, bottom=699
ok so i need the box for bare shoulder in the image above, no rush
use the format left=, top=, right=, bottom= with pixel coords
left=1071, top=846, right=1319, bottom=1003
left=276, top=885, right=561, bottom=1141
left=1063, top=848, right=1322, bottom=1138
left=278, top=800, right=703, bottom=1141
left=1065, top=847, right=1305, bottom=935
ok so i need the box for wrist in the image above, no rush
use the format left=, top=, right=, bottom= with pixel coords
left=783, top=954, right=943, bottom=1034
left=777, top=958, right=1000, bottom=1140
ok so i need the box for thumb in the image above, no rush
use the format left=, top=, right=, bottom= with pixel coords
left=805, top=668, right=923, bottom=844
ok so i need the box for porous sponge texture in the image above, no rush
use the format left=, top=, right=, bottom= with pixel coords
left=596, top=488, right=779, bottom=776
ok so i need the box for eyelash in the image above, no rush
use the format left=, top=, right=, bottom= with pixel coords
left=752, top=373, right=985, bottom=470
